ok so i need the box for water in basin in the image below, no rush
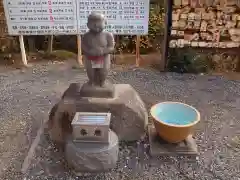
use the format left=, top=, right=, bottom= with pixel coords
left=154, top=103, right=198, bottom=125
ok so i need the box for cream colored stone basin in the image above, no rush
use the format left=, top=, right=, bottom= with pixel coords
left=150, top=102, right=200, bottom=143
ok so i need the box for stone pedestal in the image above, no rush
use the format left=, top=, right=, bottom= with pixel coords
left=48, top=83, right=148, bottom=143
left=148, top=125, right=198, bottom=156
left=62, top=81, right=115, bottom=99
left=65, top=130, right=119, bottom=174
left=79, top=82, right=115, bottom=98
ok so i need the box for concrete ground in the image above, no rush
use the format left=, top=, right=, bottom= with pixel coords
left=0, top=60, right=239, bottom=180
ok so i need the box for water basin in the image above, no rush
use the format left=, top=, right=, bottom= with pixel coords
left=150, top=102, right=200, bottom=143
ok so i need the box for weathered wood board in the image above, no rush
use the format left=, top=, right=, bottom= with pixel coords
left=170, top=0, right=240, bottom=48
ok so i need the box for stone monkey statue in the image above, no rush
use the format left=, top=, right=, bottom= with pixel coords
left=81, top=12, right=115, bottom=87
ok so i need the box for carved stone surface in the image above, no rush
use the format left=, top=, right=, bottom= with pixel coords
left=65, top=130, right=119, bottom=173
left=148, top=125, right=198, bottom=156
left=48, top=83, right=148, bottom=143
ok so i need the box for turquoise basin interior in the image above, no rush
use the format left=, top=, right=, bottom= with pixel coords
left=152, top=102, right=199, bottom=126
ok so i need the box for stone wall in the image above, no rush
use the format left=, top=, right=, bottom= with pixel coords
left=170, top=0, right=240, bottom=48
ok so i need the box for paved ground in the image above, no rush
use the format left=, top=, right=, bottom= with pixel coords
left=0, top=60, right=239, bottom=180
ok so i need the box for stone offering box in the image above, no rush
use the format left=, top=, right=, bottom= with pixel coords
left=66, top=112, right=118, bottom=174
left=71, top=112, right=111, bottom=143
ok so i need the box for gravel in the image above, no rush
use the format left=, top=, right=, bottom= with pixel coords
left=0, top=60, right=240, bottom=180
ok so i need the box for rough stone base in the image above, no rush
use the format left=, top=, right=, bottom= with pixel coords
left=65, top=130, right=119, bottom=173
left=148, top=125, right=198, bottom=156
left=48, top=83, right=148, bottom=143
left=62, top=83, right=81, bottom=99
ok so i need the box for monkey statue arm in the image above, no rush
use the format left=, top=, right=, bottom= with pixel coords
left=102, top=32, right=115, bottom=55
left=81, top=33, right=97, bottom=56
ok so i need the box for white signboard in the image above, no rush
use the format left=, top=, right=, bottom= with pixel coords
left=3, top=0, right=149, bottom=35
left=3, top=0, right=78, bottom=35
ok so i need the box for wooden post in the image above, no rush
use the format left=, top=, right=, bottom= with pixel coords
left=136, top=35, right=140, bottom=67
left=112, top=35, right=118, bottom=65
left=162, top=0, right=172, bottom=71
left=47, top=35, right=53, bottom=54
left=77, top=34, right=83, bottom=66
left=19, top=35, right=28, bottom=66
left=27, top=36, right=36, bottom=53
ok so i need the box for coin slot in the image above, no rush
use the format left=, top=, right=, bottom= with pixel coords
left=94, top=129, right=101, bottom=136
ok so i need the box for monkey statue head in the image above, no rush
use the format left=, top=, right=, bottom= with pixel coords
left=87, top=12, right=106, bottom=33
